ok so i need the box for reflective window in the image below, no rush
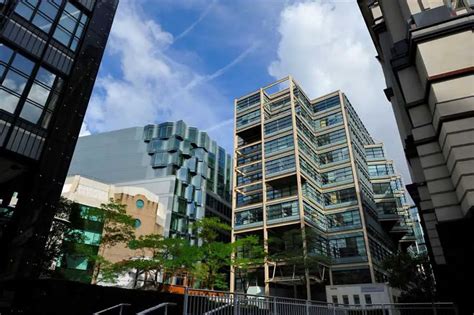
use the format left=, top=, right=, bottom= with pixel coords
left=235, top=207, right=263, bottom=226
left=317, top=129, right=346, bottom=147
left=329, top=234, right=366, bottom=259
left=321, top=167, right=353, bottom=185
left=14, top=0, right=60, bottom=33
left=315, top=112, right=343, bottom=129
left=324, top=188, right=357, bottom=206
left=319, top=147, right=349, bottom=165
left=0, top=49, right=35, bottom=114
left=20, top=67, right=60, bottom=126
left=236, top=109, right=260, bottom=128
left=136, top=199, right=145, bottom=209
left=327, top=210, right=361, bottom=230
left=313, top=95, right=340, bottom=113
left=264, top=115, right=292, bottom=135
left=265, top=134, right=294, bottom=155
left=365, top=147, right=384, bottom=159
left=236, top=93, right=260, bottom=111
left=267, top=200, right=298, bottom=221
left=53, top=2, right=88, bottom=51
left=372, top=182, right=393, bottom=195
left=368, top=164, right=394, bottom=177
left=265, top=155, right=295, bottom=176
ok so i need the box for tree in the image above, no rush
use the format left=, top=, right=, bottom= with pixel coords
left=191, top=217, right=233, bottom=290
left=381, top=251, right=436, bottom=302
left=232, top=235, right=266, bottom=293
left=268, top=227, right=330, bottom=297
left=87, top=199, right=136, bottom=283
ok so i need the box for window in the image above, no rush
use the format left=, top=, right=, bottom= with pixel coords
left=236, top=109, right=260, bottom=128
left=235, top=207, right=263, bottom=226
left=365, top=147, right=384, bottom=159
left=136, top=199, right=145, bottom=209
left=321, top=167, right=353, bottom=185
left=329, top=234, right=366, bottom=260
left=353, top=295, right=360, bottom=305
left=319, top=147, right=349, bottom=165
left=236, top=93, right=260, bottom=111
left=265, top=155, right=295, bottom=176
left=315, top=112, right=343, bottom=129
left=342, top=295, right=349, bottom=305
left=134, top=219, right=142, bottom=228
left=20, top=67, right=61, bottom=127
left=267, top=181, right=298, bottom=200
left=313, top=95, right=340, bottom=113
left=324, top=188, right=357, bottom=206
left=237, top=191, right=262, bottom=207
left=14, top=0, right=60, bottom=33
left=264, top=115, right=292, bottom=135
left=372, top=182, right=393, bottom=195
left=376, top=201, right=398, bottom=215
left=368, top=164, right=393, bottom=177
left=0, top=47, right=34, bottom=114
left=53, top=2, right=88, bottom=51
left=264, top=134, right=293, bottom=155
left=332, top=268, right=372, bottom=285
left=332, top=296, right=338, bottom=304
left=364, top=294, right=372, bottom=305
left=317, top=129, right=346, bottom=147
left=327, top=210, right=361, bottom=230
left=267, top=200, right=298, bottom=221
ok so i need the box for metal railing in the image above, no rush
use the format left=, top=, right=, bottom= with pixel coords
left=93, top=303, right=131, bottom=315
left=137, top=302, right=177, bottom=315
left=183, top=288, right=457, bottom=315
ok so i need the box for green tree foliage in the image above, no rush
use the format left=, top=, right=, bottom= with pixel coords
left=381, top=251, right=436, bottom=302
left=232, top=235, right=266, bottom=292
left=102, top=217, right=264, bottom=290
left=268, top=227, right=330, bottom=286
left=83, top=199, right=136, bottom=283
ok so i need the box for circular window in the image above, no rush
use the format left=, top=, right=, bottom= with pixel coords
left=134, top=219, right=142, bottom=228
left=136, top=199, right=145, bottom=209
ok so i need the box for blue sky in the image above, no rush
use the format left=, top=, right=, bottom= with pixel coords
left=81, top=0, right=412, bottom=183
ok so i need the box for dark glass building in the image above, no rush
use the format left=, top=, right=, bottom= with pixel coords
left=0, top=0, right=118, bottom=281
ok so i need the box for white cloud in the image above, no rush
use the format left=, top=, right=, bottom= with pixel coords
left=268, top=1, right=412, bottom=183
left=79, top=122, right=91, bottom=137
left=85, top=0, right=254, bottom=150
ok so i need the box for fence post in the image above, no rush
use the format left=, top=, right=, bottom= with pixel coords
left=183, top=287, right=189, bottom=315
left=432, top=302, right=438, bottom=315
left=233, top=293, right=239, bottom=315
left=305, top=300, right=310, bottom=315
left=273, top=297, right=278, bottom=315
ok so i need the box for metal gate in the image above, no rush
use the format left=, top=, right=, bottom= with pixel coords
left=183, top=288, right=458, bottom=315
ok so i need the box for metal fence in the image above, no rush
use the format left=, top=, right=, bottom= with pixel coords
left=183, top=288, right=457, bottom=315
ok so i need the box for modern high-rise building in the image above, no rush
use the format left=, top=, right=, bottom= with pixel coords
left=231, top=77, right=416, bottom=301
left=357, top=0, right=473, bottom=309
left=0, top=0, right=118, bottom=280
left=67, top=121, right=233, bottom=243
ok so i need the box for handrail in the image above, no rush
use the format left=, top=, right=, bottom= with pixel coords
left=136, top=302, right=177, bottom=315
left=93, top=303, right=131, bottom=315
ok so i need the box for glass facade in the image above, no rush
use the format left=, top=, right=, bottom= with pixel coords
left=0, top=0, right=119, bottom=280
left=233, top=79, right=416, bottom=295
left=144, top=121, right=232, bottom=240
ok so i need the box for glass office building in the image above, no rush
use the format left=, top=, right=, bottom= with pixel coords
left=0, top=0, right=118, bottom=280
left=68, top=121, right=232, bottom=243
left=231, top=77, right=416, bottom=299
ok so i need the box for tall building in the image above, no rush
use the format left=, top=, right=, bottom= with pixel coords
left=358, top=0, right=473, bottom=309
left=0, top=0, right=118, bottom=280
left=59, top=175, right=162, bottom=285
left=231, top=77, right=416, bottom=301
left=67, top=121, right=233, bottom=243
